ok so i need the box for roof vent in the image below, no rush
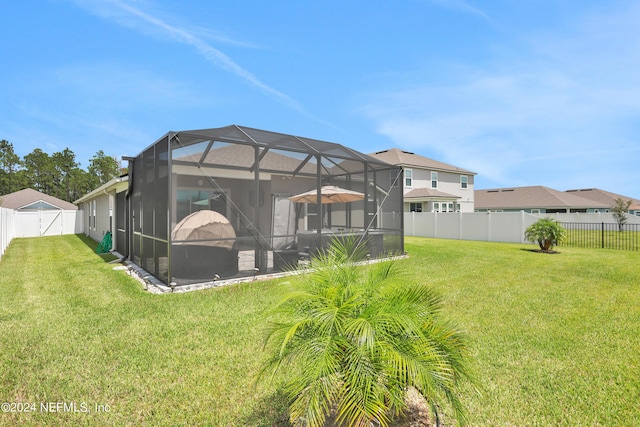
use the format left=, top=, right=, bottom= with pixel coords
left=401, top=150, right=415, bottom=155
left=502, top=189, right=514, bottom=192
left=374, top=150, right=389, bottom=154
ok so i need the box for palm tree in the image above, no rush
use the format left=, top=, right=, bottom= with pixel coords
left=262, top=238, right=475, bottom=427
left=524, top=217, right=567, bottom=252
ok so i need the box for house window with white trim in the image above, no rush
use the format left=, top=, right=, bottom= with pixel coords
left=460, top=175, right=468, bottom=189
left=431, top=171, right=438, bottom=189
left=405, top=168, right=413, bottom=187
left=409, top=202, right=422, bottom=212
left=433, top=202, right=440, bottom=213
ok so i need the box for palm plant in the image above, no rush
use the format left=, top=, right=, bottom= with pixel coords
left=262, top=238, right=475, bottom=427
left=524, top=217, right=567, bottom=252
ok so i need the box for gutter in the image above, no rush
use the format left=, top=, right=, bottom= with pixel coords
left=73, top=175, right=129, bottom=205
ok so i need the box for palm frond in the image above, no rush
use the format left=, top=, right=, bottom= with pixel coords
left=261, top=237, right=476, bottom=426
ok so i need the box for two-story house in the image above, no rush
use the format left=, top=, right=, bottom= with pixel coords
left=368, top=148, right=476, bottom=213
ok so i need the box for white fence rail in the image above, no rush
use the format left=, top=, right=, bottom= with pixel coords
left=1, top=208, right=16, bottom=261
left=403, top=212, right=640, bottom=244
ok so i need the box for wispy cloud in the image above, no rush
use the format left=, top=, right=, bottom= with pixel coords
left=361, top=2, right=640, bottom=194
left=424, top=0, right=491, bottom=21
left=72, top=0, right=332, bottom=125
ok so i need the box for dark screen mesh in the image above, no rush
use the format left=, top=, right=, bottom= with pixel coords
left=126, top=126, right=403, bottom=286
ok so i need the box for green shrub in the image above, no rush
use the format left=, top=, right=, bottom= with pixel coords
left=524, top=217, right=567, bottom=252
left=261, top=239, right=475, bottom=426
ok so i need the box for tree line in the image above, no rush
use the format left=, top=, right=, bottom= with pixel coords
left=0, top=139, right=123, bottom=203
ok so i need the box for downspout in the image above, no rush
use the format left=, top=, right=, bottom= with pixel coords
left=123, top=156, right=135, bottom=261
left=166, top=134, right=173, bottom=286
left=316, top=154, right=322, bottom=236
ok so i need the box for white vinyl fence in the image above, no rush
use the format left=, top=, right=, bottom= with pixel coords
left=405, top=211, right=540, bottom=243
left=14, top=210, right=83, bottom=238
left=403, top=211, right=640, bottom=244
left=1, top=207, right=16, bottom=261
left=1, top=209, right=83, bottom=261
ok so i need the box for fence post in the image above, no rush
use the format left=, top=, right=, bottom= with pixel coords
left=601, top=222, right=605, bottom=249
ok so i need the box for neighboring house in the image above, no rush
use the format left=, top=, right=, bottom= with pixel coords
left=0, top=188, right=77, bottom=211
left=74, top=175, right=128, bottom=250
left=475, top=186, right=611, bottom=213
left=564, top=188, right=640, bottom=216
left=368, top=148, right=476, bottom=213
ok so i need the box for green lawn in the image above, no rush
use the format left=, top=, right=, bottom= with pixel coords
left=1, top=235, right=639, bottom=426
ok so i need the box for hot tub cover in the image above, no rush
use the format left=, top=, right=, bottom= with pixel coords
left=171, top=210, right=236, bottom=250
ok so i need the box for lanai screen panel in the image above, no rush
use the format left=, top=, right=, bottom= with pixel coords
left=129, top=140, right=170, bottom=283
left=170, top=138, right=261, bottom=284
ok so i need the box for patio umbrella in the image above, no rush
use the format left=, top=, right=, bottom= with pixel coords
left=171, top=210, right=236, bottom=250
left=289, top=185, right=365, bottom=204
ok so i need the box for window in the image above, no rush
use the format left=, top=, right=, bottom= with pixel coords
left=405, top=168, right=413, bottom=187
left=447, top=203, right=454, bottom=212
left=431, top=172, right=438, bottom=188
left=90, top=200, right=97, bottom=230
left=460, top=175, right=468, bottom=189
left=433, top=202, right=440, bottom=213
left=409, top=202, right=422, bottom=212
left=176, top=189, right=230, bottom=223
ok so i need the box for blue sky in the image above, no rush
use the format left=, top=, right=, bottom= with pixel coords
left=2, top=0, right=639, bottom=199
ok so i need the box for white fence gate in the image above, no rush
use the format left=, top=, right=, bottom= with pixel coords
left=14, top=210, right=83, bottom=238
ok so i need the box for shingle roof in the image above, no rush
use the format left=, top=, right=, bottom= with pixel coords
left=475, top=186, right=610, bottom=210
left=368, top=148, right=476, bottom=174
left=564, top=188, right=640, bottom=207
left=175, top=143, right=318, bottom=175
left=0, top=188, right=77, bottom=210
left=405, top=188, right=461, bottom=200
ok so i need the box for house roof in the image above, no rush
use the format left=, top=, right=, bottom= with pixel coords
left=175, top=143, right=319, bottom=175
left=74, top=176, right=129, bottom=204
left=0, top=188, right=77, bottom=210
left=475, top=186, right=610, bottom=210
left=368, top=148, right=476, bottom=175
left=564, top=188, right=640, bottom=208
left=405, top=188, right=461, bottom=200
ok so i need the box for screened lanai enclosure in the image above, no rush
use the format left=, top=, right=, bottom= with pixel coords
left=125, top=125, right=404, bottom=286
